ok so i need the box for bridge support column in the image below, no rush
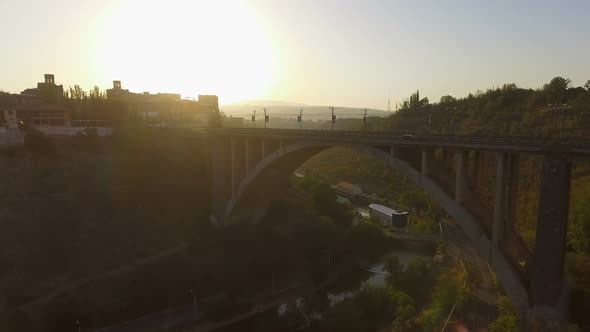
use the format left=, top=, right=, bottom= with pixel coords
left=230, top=136, right=241, bottom=196
left=209, top=134, right=231, bottom=225
left=492, top=152, right=507, bottom=248
left=530, top=154, right=571, bottom=321
left=455, top=151, right=467, bottom=204
left=421, top=149, right=431, bottom=176
left=506, top=153, right=519, bottom=233
left=473, top=151, right=483, bottom=192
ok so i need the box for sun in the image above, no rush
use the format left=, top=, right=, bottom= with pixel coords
left=100, top=0, right=276, bottom=103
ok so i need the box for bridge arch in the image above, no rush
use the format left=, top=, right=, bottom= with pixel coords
left=220, top=139, right=529, bottom=315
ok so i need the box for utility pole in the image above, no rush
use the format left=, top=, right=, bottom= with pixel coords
left=550, top=104, right=559, bottom=140
left=329, top=106, right=337, bottom=133
left=189, top=289, right=197, bottom=314
left=448, top=107, right=457, bottom=135
left=298, top=109, right=303, bottom=129
left=363, top=108, right=368, bottom=130
left=549, top=103, right=570, bottom=140
left=252, top=110, right=257, bottom=128
left=425, top=105, right=432, bottom=135
left=560, top=106, right=567, bottom=138
left=263, top=107, right=269, bottom=129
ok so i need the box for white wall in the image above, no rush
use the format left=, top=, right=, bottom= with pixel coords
left=35, top=126, right=114, bottom=136
left=0, top=129, right=24, bottom=146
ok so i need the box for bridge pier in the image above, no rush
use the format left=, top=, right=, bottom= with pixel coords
left=209, top=133, right=232, bottom=225
left=455, top=151, right=468, bottom=204
left=245, top=137, right=250, bottom=174
left=261, top=138, right=266, bottom=158
left=421, top=149, right=431, bottom=176
left=492, top=152, right=507, bottom=247
left=528, top=153, right=572, bottom=329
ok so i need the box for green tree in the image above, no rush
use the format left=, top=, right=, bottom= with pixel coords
left=384, top=256, right=403, bottom=286
left=489, top=295, right=519, bottom=332
left=544, top=76, right=571, bottom=92
left=320, top=301, right=364, bottom=332
left=398, top=257, right=435, bottom=301
left=391, top=289, right=416, bottom=331
left=439, top=95, right=456, bottom=104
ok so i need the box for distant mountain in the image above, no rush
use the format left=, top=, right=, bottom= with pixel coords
left=222, top=101, right=392, bottom=121
left=223, top=100, right=308, bottom=107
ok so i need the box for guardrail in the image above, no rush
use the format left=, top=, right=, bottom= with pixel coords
left=168, top=125, right=590, bottom=153
left=0, top=130, right=24, bottom=146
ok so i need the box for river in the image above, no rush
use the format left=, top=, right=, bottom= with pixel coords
left=219, top=244, right=433, bottom=332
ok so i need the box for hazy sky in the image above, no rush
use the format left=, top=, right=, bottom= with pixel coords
left=1, top=0, right=589, bottom=109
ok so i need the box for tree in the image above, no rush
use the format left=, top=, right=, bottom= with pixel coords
left=89, top=85, right=105, bottom=100
left=384, top=256, right=403, bottom=286
left=68, top=85, right=87, bottom=100
left=584, top=80, right=590, bottom=91
left=439, top=95, right=456, bottom=104
left=320, top=301, right=364, bottom=332
left=488, top=295, right=519, bottom=332
left=391, top=289, right=416, bottom=332
left=543, top=76, right=571, bottom=93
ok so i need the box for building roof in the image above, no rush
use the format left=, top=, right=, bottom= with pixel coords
left=369, top=204, right=407, bottom=216
left=335, top=181, right=362, bottom=192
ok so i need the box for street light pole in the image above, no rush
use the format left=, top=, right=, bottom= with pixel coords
left=252, top=110, right=257, bottom=128
left=263, top=108, right=269, bottom=129
left=450, top=107, right=457, bottom=135
left=299, top=109, right=303, bottom=129
left=189, top=290, right=197, bottom=314
left=76, top=320, right=80, bottom=332
left=425, top=105, right=432, bottom=134
left=363, top=108, right=368, bottom=131
left=559, top=104, right=570, bottom=139
left=329, top=106, right=337, bottom=133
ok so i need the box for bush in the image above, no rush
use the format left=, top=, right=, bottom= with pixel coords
left=24, top=127, right=56, bottom=155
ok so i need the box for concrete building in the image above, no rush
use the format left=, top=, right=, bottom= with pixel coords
left=334, top=181, right=362, bottom=198
left=0, top=94, right=71, bottom=128
left=21, top=74, right=64, bottom=104
left=369, top=203, right=409, bottom=230
left=222, top=116, right=244, bottom=127
left=106, top=80, right=213, bottom=125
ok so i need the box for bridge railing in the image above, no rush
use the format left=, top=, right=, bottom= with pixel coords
left=204, top=127, right=590, bottom=151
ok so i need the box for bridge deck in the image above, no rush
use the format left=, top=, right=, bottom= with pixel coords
left=171, top=126, right=590, bottom=155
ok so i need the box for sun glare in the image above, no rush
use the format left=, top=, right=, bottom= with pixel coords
left=100, top=0, right=275, bottom=103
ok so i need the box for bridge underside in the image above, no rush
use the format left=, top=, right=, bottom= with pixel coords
left=207, top=131, right=574, bottom=329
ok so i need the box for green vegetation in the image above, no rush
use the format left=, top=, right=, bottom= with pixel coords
left=374, top=77, right=590, bottom=293
left=488, top=295, right=519, bottom=332
left=300, top=147, right=449, bottom=235
left=303, top=76, right=590, bottom=307
left=319, top=286, right=415, bottom=332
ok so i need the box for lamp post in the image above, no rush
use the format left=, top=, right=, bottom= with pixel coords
left=425, top=104, right=432, bottom=134
left=548, top=103, right=570, bottom=140
left=263, top=107, right=269, bottom=129
left=75, top=320, right=80, bottom=332
left=189, top=289, right=197, bottom=314
left=329, top=106, right=338, bottom=133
